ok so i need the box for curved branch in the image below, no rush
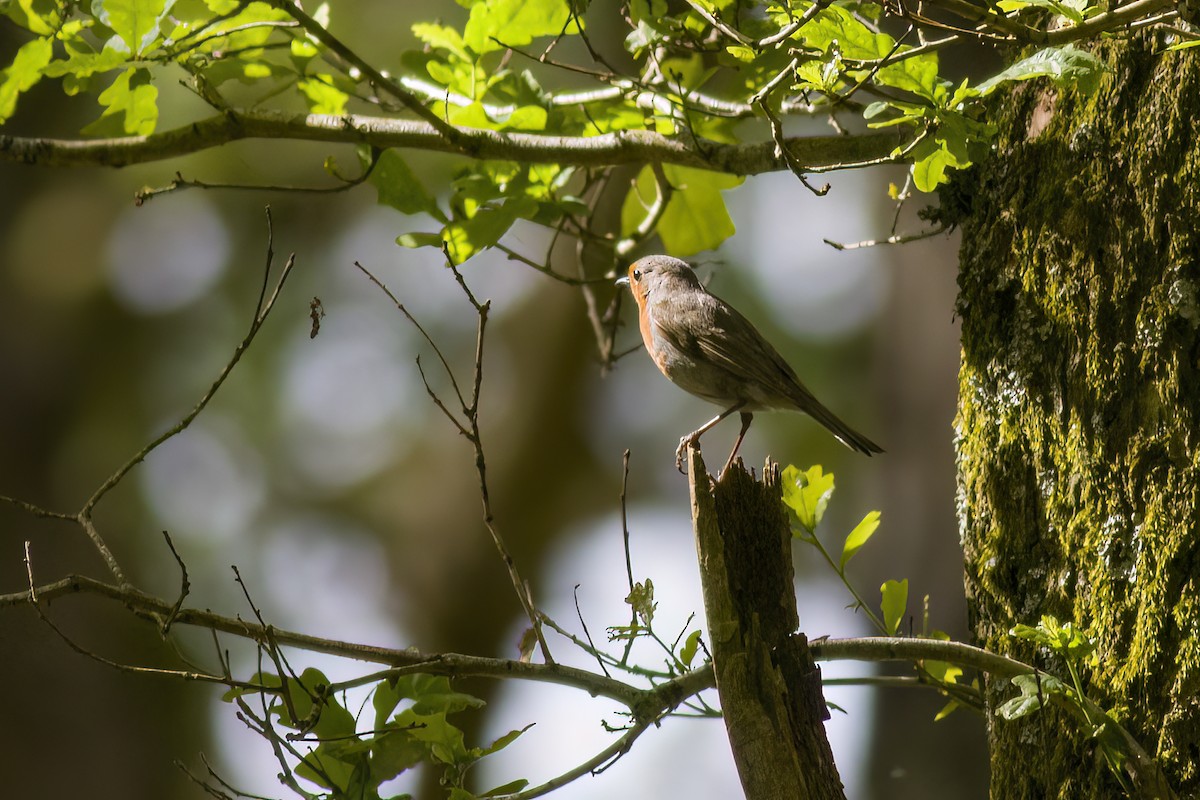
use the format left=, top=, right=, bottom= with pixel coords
left=1, top=574, right=677, bottom=711
left=0, top=109, right=904, bottom=175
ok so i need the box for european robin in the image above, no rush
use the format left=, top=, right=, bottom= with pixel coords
left=617, top=255, right=883, bottom=475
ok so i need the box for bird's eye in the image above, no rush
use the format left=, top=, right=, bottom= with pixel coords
left=632, top=269, right=643, bottom=282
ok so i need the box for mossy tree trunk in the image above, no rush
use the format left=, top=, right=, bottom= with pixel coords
left=954, top=37, right=1200, bottom=797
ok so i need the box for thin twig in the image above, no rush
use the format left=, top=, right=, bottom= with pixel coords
left=135, top=149, right=380, bottom=204
left=505, top=718, right=657, bottom=800
left=262, top=0, right=466, bottom=146
left=160, top=530, right=191, bottom=636
left=758, top=100, right=831, bottom=196
left=573, top=585, right=610, bottom=678
left=80, top=210, right=297, bottom=517
left=824, top=223, right=948, bottom=250
left=494, top=243, right=609, bottom=286
left=0, top=495, right=73, bottom=521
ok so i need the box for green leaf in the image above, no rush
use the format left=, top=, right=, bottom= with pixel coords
left=298, top=76, right=348, bottom=115
left=463, top=0, right=577, bottom=55
left=92, top=0, right=173, bottom=55
left=501, top=105, right=548, bottom=130
left=412, top=22, right=472, bottom=61
left=380, top=674, right=486, bottom=718
left=1164, top=38, right=1200, bottom=52
left=280, top=668, right=356, bottom=739
left=0, top=37, right=52, bottom=123
left=839, top=510, right=881, bottom=570
left=975, top=45, right=1106, bottom=97
left=880, top=578, right=908, bottom=635
left=370, top=728, right=425, bottom=783
left=679, top=629, right=703, bottom=667
left=997, top=673, right=1066, bottom=719
left=444, top=203, right=522, bottom=261
left=4, top=0, right=60, bottom=34
left=656, top=165, right=742, bottom=256
left=409, top=680, right=486, bottom=716
left=802, top=5, right=893, bottom=61
left=933, top=698, right=960, bottom=721
left=922, top=658, right=963, bottom=686
left=481, top=779, right=531, bottom=797
left=996, top=0, right=1093, bottom=23
left=372, top=150, right=442, bottom=217
left=1011, top=615, right=1096, bottom=660
left=781, top=464, right=835, bottom=533
left=397, top=709, right=469, bottom=765
left=373, top=678, right=404, bottom=730
left=625, top=579, right=656, bottom=626
left=42, top=43, right=128, bottom=84
left=81, top=67, right=158, bottom=135
left=876, top=50, right=943, bottom=103
left=475, top=723, right=533, bottom=758
left=911, top=139, right=954, bottom=193
left=397, top=232, right=444, bottom=249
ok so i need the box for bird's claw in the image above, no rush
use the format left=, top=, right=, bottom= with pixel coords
left=675, top=436, right=696, bottom=474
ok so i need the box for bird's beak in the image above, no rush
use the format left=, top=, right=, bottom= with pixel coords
left=615, top=276, right=630, bottom=287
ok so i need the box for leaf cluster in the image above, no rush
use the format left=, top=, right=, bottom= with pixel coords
left=0, top=0, right=1126, bottom=261
left=225, top=668, right=530, bottom=799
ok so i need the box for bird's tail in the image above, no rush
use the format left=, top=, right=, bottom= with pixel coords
left=804, top=400, right=884, bottom=456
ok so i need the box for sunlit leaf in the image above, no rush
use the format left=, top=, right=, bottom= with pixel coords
left=81, top=67, right=158, bottom=135
left=933, top=698, right=960, bottom=721
left=93, top=0, right=172, bottom=55
left=463, top=0, right=578, bottom=55
left=413, top=21, right=472, bottom=60
left=880, top=578, right=908, bottom=635
left=840, top=510, right=881, bottom=570
left=298, top=76, right=349, bottom=114
left=679, top=629, right=703, bottom=667
left=975, top=45, right=1105, bottom=96
left=0, top=37, right=52, bottom=122
left=656, top=166, right=741, bottom=254
left=781, top=464, right=835, bottom=533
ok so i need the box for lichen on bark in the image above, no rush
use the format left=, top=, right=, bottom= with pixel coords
left=953, top=35, right=1200, bottom=797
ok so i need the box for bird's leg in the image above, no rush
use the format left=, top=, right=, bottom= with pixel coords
left=675, top=401, right=747, bottom=473
left=718, top=411, right=754, bottom=478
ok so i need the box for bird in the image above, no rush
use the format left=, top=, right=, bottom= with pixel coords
left=616, top=255, right=882, bottom=476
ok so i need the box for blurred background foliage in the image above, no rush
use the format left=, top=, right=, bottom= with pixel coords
left=0, top=2, right=980, bottom=797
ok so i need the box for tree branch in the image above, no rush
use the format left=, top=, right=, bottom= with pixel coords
left=0, top=109, right=905, bottom=175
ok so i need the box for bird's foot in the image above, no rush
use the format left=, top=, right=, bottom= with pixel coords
left=675, top=435, right=698, bottom=474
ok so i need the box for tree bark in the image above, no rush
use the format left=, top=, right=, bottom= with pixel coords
left=687, top=447, right=844, bottom=800
left=954, top=36, right=1200, bottom=798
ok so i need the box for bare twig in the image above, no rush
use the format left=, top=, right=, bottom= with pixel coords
left=354, top=252, right=554, bottom=664
left=80, top=210, right=296, bottom=518
left=505, top=717, right=657, bottom=800
left=160, top=530, right=191, bottom=636
left=135, top=148, right=380, bottom=204
left=618, top=450, right=640, bottom=667
left=824, top=223, right=948, bottom=250
left=573, top=584, right=610, bottom=678
left=494, top=243, right=610, bottom=286
left=758, top=100, right=832, bottom=196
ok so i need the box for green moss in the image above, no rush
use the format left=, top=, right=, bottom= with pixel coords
left=956, top=35, right=1200, bottom=798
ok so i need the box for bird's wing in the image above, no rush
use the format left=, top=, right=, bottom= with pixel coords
left=655, top=289, right=884, bottom=454
left=659, top=291, right=806, bottom=398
